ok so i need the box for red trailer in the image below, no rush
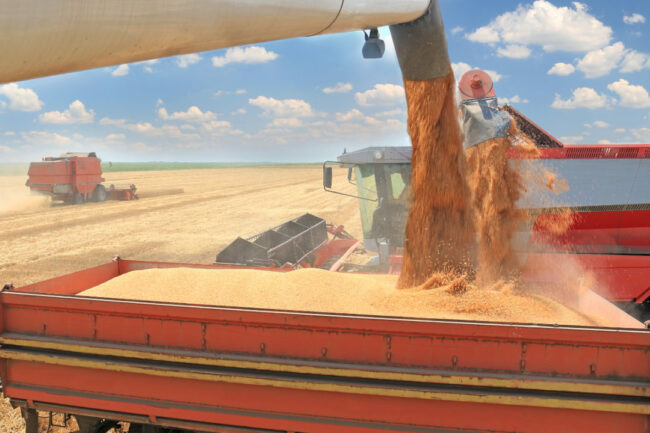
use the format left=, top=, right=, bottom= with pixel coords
left=0, top=258, right=648, bottom=433
left=26, top=152, right=137, bottom=204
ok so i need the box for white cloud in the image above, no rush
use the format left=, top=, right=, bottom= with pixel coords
left=0, top=83, right=43, bottom=111
left=624, top=13, right=645, bottom=25
left=355, top=84, right=405, bottom=107
left=333, top=109, right=393, bottom=128
left=547, top=62, right=576, bottom=76
left=466, top=27, right=499, bottom=43
left=499, top=95, right=529, bottom=104
left=466, top=1, right=612, bottom=52
left=559, top=135, right=584, bottom=143
left=106, top=133, right=125, bottom=141
left=231, top=108, right=247, bottom=115
left=39, top=100, right=95, bottom=124
left=323, top=82, right=353, bottom=94
left=100, top=117, right=157, bottom=134
left=212, top=46, right=278, bottom=68
left=497, top=44, right=532, bottom=59
left=592, top=120, right=609, bottom=128
left=158, top=106, right=217, bottom=122
left=620, top=50, right=650, bottom=73
left=21, top=131, right=71, bottom=145
left=4, top=131, right=15, bottom=136
left=216, top=89, right=247, bottom=97
left=134, top=142, right=157, bottom=152
left=631, top=128, right=650, bottom=141
left=139, top=59, right=159, bottom=73
left=597, top=139, right=611, bottom=144
left=112, top=64, right=129, bottom=77
left=248, top=96, right=314, bottom=117
left=607, top=79, right=650, bottom=108
left=576, top=42, right=626, bottom=78
left=175, top=54, right=201, bottom=68
left=199, top=120, right=240, bottom=136
left=451, top=62, right=502, bottom=82
left=451, top=26, right=464, bottom=35
left=0, top=145, right=13, bottom=153
left=551, top=87, right=609, bottom=109
left=375, top=108, right=403, bottom=117
left=336, top=109, right=365, bottom=122
left=270, top=118, right=303, bottom=128
left=615, top=128, right=626, bottom=133
left=162, top=124, right=201, bottom=139
left=156, top=98, right=164, bottom=106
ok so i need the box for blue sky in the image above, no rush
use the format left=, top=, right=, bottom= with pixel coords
left=1, top=0, right=649, bottom=162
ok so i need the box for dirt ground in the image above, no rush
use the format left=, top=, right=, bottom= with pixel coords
left=0, top=165, right=362, bottom=287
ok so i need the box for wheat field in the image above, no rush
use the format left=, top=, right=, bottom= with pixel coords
left=0, top=165, right=362, bottom=288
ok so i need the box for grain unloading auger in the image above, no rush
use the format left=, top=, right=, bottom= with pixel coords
left=0, top=0, right=446, bottom=84
left=1, top=2, right=649, bottom=433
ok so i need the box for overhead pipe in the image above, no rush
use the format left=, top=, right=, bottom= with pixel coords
left=389, top=0, right=450, bottom=81
left=0, top=0, right=431, bottom=84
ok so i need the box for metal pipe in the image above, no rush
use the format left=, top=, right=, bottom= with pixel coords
left=0, top=0, right=429, bottom=84
left=389, top=0, right=451, bottom=81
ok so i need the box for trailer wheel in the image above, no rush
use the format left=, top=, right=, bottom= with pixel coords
left=93, top=184, right=108, bottom=202
left=72, top=192, right=84, bottom=205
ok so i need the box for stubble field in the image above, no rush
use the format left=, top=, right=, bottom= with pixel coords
left=0, top=165, right=362, bottom=288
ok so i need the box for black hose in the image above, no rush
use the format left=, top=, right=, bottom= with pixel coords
left=389, top=0, right=451, bottom=81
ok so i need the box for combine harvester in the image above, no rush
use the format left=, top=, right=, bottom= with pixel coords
left=0, top=1, right=648, bottom=433
left=318, top=70, right=650, bottom=322
left=26, top=152, right=137, bottom=204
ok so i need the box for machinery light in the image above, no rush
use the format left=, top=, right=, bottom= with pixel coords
left=362, top=28, right=385, bottom=59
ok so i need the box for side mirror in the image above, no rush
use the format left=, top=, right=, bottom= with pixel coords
left=323, top=166, right=333, bottom=189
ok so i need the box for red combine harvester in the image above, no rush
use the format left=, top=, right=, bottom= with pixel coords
left=26, top=152, right=137, bottom=204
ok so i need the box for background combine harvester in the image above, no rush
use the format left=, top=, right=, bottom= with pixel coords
left=26, top=153, right=138, bottom=204
left=0, top=1, right=648, bottom=433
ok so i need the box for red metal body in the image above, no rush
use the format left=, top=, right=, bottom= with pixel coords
left=0, top=259, right=648, bottom=433
left=458, top=69, right=495, bottom=100
left=108, top=185, right=139, bottom=201
left=27, top=155, right=104, bottom=201
left=26, top=153, right=138, bottom=203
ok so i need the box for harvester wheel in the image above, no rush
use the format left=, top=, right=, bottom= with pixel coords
left=93, top=184, right=108, bottom=202
left=72, top=192, right=84, bottom=205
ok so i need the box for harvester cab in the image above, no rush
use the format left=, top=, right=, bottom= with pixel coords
left=323, top=146, right=411, bottom=263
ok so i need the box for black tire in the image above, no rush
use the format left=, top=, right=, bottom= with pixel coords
left=72, top=192, right=84, bottom=205
left=93, top=184, right=108, bottom=202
